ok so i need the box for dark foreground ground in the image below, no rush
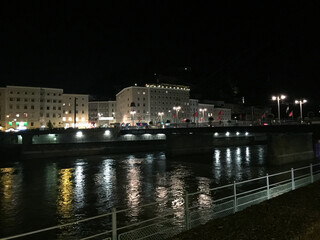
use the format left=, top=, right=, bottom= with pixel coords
left=170, top=181, right=320, bottom=240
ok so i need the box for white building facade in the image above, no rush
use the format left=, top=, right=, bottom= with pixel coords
left=116, top=83, right=190, bottom=126
left=88, top=101, right=116, bottom=127
left=0, top=86, right=64, bottom=130
left=62, top=94, right=89, bottom=128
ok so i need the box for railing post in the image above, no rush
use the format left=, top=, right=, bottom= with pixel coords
left=184, top=191, right=190, bottom=230
left=266, top=174, right=270, bottom=200
left=233, top=181, right=237, bottom=213
left=291, top=168, right=295, bottom=190
left=310, top=164, right=314, bottom=183
left=112, top=207, right=117, bottom=240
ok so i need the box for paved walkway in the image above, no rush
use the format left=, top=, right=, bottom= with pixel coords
left=170, top=181, right=320, bottom=240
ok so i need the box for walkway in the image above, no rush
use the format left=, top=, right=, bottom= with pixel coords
left=170, top=181, right=320, bottom=240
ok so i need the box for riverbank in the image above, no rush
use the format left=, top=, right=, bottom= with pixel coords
left=170, top=181, right=320, bottom=240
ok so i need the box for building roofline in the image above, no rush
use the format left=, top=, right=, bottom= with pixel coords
left=116, top=86, right=147, bottom=96
left=6, top=85, right=63, bottom=91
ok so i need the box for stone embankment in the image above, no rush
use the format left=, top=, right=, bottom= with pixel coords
left=170, top=181, right=320, bottom=240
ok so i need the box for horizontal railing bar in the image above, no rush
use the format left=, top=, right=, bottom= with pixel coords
left=295, top=174, right=310, bottom=180
left=81, top=230, right=112, bottom=240
left=269, top=179, right=291, bottom=187
left=294, top=166, right=310, bottom=171
left=188, top=184, right=234, bottom=197
left=236, top=186, right=267, bottom=196
left=237, top=196, right=267, bottom=207
left=2, top=211, right=114, bottom=240
left=117, top=211, right=175, bottom=231
left=235, top=176, right=267, bottom=185
left=268, top=170, right=291, bottom=178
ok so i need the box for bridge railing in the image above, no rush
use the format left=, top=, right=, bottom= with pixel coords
left=2, top=163, right=320, bottom=240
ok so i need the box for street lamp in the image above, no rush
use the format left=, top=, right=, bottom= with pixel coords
left=272, top=95, right=286, bottom=123
left=173, top=106, right=181, bottom=126
left=130, top=110, right=136, bottom=127
left=199, top=108, right=207, bottom=123
left=295, top=99, right=307, bottom=123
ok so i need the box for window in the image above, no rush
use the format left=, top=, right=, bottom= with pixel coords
left=47, top=100, right=50, bottom=103
left=16, top=105, right=20, bottom=109
left=24, top=105, right=27, bottom=110
left=24, top=99, right=28, bottom=102
left=82, top=104, right=84, bottom=107
left=31, top=122, right=34, bottom=126
left=76, top=110, right=78, bottom=114
left=17, top=98, right=20, bottom=102
left=53, top=113, right=56, bottom=118
left=58, top=107, right=61, bottom=110
left=53, top=106, right=56, bottom=110
left=47, top=107, right=50, bottom=110
left=31, top=105, right=34, bottom=109
left=31, top=99, right=34, bottom=102
left=25, top=92, right=27, bottom=95
left=32, top=92, right=34, bottom=95
left=82, top=111, right=84, bottom=114
left=46, top=113, right=49, bottom=117
left=9, top=105, right=13, bottom=109
left=40, top=107, right=43, bottom=110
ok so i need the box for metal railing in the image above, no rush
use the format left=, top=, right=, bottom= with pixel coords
left=2, top=163, right=320, bottom=240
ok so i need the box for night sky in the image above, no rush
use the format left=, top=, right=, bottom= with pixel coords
left=1, top=1, right=320, bottom=110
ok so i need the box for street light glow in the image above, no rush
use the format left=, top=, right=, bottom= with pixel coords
left=271, top=94, right=287, bottom=123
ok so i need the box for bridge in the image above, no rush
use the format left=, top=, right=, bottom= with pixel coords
left=1, top=124, right=320, bottom=165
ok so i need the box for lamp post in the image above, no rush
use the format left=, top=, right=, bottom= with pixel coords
left=173, top=106, right=181, bottom=127
left=272, top=95, right=286, bottom=124
left=130, top=110, right=136, bottom=127
left=199, top=108, right=207, bottom=123
left=295, top=99, right=307, bottom=123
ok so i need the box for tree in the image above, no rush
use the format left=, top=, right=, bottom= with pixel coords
left=47, top=120, right=54, bottom=129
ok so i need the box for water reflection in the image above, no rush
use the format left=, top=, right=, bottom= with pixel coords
left=75, top=164, right=85, bottom=210
left=57, top=168, right=74, bottom=221
left=1, top=145, right=277, bottom=237
left=126, top=156, right=142, bottom=220
left=197, top=177, right=213, bottom=209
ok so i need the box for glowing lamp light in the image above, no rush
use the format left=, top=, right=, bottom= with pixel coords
left=76, top=131, right=83, bottom=138
left=104, top=130, right=111, bottom=136
left=225, top=132, right=230, bottom=136
left=236, top=132, right=240, bottom=136
left=214, top=132, right=219, bottom=136
left=245, top=132, right=249, bottom=136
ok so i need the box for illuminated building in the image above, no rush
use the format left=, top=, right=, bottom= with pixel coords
left=0, top=86, right=63, bottom=130
left=88, top=101, right=116, bottom=127
left=62, top=94, right=89, bottom=129
left=116, top=83, right=190, bottom=125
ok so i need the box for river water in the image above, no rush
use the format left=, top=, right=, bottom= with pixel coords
left=0, top=144, right=314, bottom=238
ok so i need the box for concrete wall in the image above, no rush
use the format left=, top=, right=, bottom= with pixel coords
left=267, top=132, right=314, bottom=165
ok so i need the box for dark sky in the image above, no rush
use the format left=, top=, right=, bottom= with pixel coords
left=1, top=1, right=320, bottom=108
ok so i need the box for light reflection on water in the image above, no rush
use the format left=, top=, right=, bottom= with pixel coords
left=1, top=144, right=310, bottom=237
